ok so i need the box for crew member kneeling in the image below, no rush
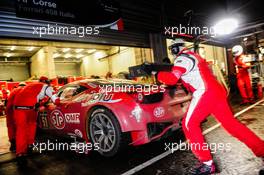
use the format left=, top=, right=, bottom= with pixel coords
left=13, top=76, right=60, bottom=165
left=158, top=39, right=264, bottom=175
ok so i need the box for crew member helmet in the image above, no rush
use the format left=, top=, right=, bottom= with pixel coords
left=169, top=38, right=185, bottom=55
left=232, top=45, right=243, bottom=56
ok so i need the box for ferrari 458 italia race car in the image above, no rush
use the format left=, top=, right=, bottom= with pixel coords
left=38, top=79, right=191, bottom=156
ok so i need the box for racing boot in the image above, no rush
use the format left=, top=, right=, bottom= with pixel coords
left=9, top=139, right=16, bottom=152
left=189, top=162, right=216, bottom=175
left=16, top=154, right=28, bottom=166
left=27, top=144, right=34, bottom=155
left=260, top=157, right=264, bottom=175
left=260, top=169, right=264, bottom=175
left=240, top=99, right=249, bottom=106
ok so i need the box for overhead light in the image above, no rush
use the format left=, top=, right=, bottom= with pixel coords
left=53, top=53, right=61, bottom=58
left=75, top=49, right=84, bottom=53
left=87, top=49, right=96, bottom=54
left=64, top=53, right=72, bottom=58
left=10, top=46, right=16, bottom=51
left=94, top=51, right=107, bottom=59
left=5, top=53, right=12, bottom=57
left=62, top=48, right=71, bottom=53
left=28, top=47, right=35, bottom=51
left=213, top=18, right=238, bottom=36
left=76, top=54, right=84, bottom=59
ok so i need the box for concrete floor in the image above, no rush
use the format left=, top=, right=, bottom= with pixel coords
left=0, top=117, right=9, bottom=155
left=0, top=100, right=263, bottom=175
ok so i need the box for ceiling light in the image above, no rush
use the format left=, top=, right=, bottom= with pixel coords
left=76, top=54, right=84, bottom=59
left=63, top=48, right=71, bottom=53
left=10, top=46, right=16, bottom=51
left=87, top=49, right=96, bottom=54
left=53, top=53, right=61, bottom=58
left=213, top=18, right=238, bottom=35
left=94, top=51, right=107, bottom=59
left=75, top=49, right=84, bottom=53
left=5, top=53, right=12, bottom=57
left=64, top=53, right=72, bottom=58
left=28, top=47, right=35, bottom=51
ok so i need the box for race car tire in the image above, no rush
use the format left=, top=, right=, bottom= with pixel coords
left=88, top=107, right=124, bottom=157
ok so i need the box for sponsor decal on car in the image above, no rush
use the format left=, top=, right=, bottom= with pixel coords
left=65, top=113, right=80, bottom=124
left=39, top=112, right=49, bottom=128
left=50, top=110, right=66, bottom=129
left=153, top=107, right=165, bottom=118
left=74, top=94, right=90, bottom=102
left=81, top=93, right=122, bottom=106
left=130, top=105, right=142, bottom=123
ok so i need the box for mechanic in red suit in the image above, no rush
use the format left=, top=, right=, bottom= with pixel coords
left=1, top=84, right=10, bottom=106
left=232, top=45, right=254, bottom=104
left=158, top=39, right=264, bottom=175
left=6, top=82, right=27, bottom=152
left=13, top=76, right=60, bottom=165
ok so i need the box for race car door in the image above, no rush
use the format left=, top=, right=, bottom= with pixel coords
left=47, top=85, right=88, bottom=137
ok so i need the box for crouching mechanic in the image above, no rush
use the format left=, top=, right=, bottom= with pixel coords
left=6, top=82, right=27, bottom=152
left=13, top=76, right=60, bottom=165
left=158, top=39, right=264, bottom=175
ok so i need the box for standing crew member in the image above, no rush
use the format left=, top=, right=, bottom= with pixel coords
left=13, top=76, right=60, bottom=165
left=158, top=39, right=264, bottom=175
left=232, top=45, right=254, bottom=104
left=6, top=82, right=27, bottom=152
left=1, top=84, right=10, bottom=106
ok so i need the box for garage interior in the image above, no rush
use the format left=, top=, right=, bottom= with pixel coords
left=0, top=39, right=153, bottom=82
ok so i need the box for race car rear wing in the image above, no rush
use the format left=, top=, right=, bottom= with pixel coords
left=129, top=62, right=173, bottom=78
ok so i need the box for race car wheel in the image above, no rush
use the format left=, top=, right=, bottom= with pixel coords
left=88, top=108, right=123, bottom=157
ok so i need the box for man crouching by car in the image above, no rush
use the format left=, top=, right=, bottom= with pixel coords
left=12, top=76, right=60, bottom=166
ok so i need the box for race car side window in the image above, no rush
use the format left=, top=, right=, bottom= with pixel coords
left=58, top=85, right=87, bottom=100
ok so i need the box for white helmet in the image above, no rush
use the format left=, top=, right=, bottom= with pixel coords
left=169, top=38, right=185, bottom=55
left=232, top=45, right=243, bottom=56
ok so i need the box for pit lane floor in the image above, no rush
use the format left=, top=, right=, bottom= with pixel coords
left=0, top=100, right=263, bottom=175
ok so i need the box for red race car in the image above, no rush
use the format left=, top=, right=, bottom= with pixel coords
left=38, top=79, right=191, bottom=156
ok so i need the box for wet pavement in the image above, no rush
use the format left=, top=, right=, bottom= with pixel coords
left=139, top=102, right=264, bottom=175
left=0, top=98, right=263, bottom=175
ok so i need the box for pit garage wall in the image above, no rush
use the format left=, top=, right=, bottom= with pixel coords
left=0, top=63, right=29, bottom=81
left=55, top=63, right=81, bottom=77
left=30, top=47, right=56, bottom=78
left=81, top=47, right=153, bottom=77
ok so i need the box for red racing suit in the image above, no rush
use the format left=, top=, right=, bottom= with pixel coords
left=158, top=50, right=264, bottom=162
left=6, top=86, right=25, bottom=142
left=1, top=88, right=10, bottom=100
left=13, top=82, right=59, bottom=155
left=234, top=55, right=254, bottom=102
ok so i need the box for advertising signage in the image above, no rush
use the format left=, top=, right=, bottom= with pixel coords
left=16, top=0, right=121, bottom=26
